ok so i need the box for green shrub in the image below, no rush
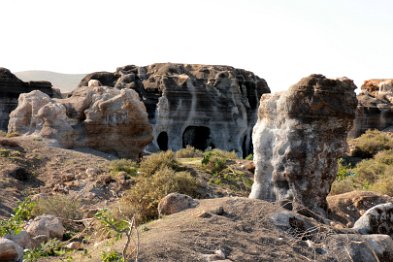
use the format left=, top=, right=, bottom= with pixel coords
left=351, top=130, right=393, bottom=158
left=245, top=154, right=253, bottom=160
left=330, top=177, right=357, bottom=195
left=0, top=148, right=20, bottom=157
left=139, top=150, right=178, bottom=176
left=109, top=159, right=138, bottom=178
left=32, top=195, right=82, bottom=221
left=100, top=250, right=123, bottom=262
left=202, top=149, right=237, bottom=174
left=120, top=167, right=199, bottom=223
left=0, top=197, right=36, bottom=236
left=24, top=239, right=68, bottom=262
left=175, top=145, right=203, bottom=158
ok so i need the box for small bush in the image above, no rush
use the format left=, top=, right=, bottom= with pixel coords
left=175, top=146, right=203, bottom=158
left=369, top=176, right=393, bottom=196
left=32, top=195, right=82, bottom=221
left=0, top=197, right=36, bottom=237
left=100, top=250, right=123, bottom=262
left=330, top=177, right=357, bottom=195
left=139, top=151, right=178, bottom=176
left=5, top=131, right=20, bottom=138
left=120, top=167, right=199, bottom=223
left=351, top=130, right=393, bottom=158
left=109, top=159, right=138, bottom=178
left=245, top=154, right=253, bottom=160
left=202, top=149, right=237, bottom=174
left=0, top=148, right=20, bottom=157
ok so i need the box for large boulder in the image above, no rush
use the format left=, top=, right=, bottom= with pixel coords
left=25, top=215, right=65, bottom=245
left=249, top=75, right=357, bottom=218
left=0, top=67, right=59, bottom=131
left=0, top=238, right=23, bottom=262
left=8, top=85, right=152, bottom=158
left=350, top=79, right=393, bottom=137
left=353, top=203, right=393, bottom=237
left=78, top=63, right=270, bottom=157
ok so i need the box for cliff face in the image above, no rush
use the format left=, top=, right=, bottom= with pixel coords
left=250, top=75, right=357, bottom=218
left=350, top=79, right=393, bottom=137
left=0, top=68, right=58, bottom=131
left=78, top=63, right=270, bottom=156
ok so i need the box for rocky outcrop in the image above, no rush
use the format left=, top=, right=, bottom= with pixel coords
left=25, top=215, right=65, bottom=246
left=350, top=79, right=393, bottom=137
left=8, top=85, right=152, bottom=158
left=249, top=75, right=357, bottom=218
left=78, top=63, right=270, bottom=157
left=0, top=67, right=59, bottom=131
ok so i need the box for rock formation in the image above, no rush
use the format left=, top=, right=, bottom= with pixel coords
left=78, top=63, right=270, bottom=157
left=8, top=85, right=152, bottom=158
left=350, top=79, right=393, bottom=137
left=249, top=75, right=357, bottom=218
left=0, top=67, right=59, bottom=131
left=353, top=203, right=393, bottom=238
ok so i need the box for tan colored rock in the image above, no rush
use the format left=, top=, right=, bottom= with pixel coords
left=25, top=215, right=65, bottom=246
left=158, top=192, right=199, bottom=216
left=0, top=238, right=23, bottom=262
left=8, top=85, right=152, bottom=158
left=250, top=75, right=357, bottom=218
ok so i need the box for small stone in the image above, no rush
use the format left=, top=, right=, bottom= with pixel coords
left=198, top=211, right=212, bottom=218
left=85, top=168, right=100, bottom=177
left=66, top=241, right=82, bottom=250
left=158, top=193, right=199, bottom=216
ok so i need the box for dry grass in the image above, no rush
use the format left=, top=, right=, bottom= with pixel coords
left=351, top=130, right=393, bottom=158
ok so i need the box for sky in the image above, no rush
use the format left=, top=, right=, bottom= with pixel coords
left=1, top=0, right=393, bottom=91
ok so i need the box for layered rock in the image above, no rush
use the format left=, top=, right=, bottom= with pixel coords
left=0, top=67, right=59, bottom=131
left=350, top=79, right=393, bottom=137
left=78, top=63, right=270, bottom=156
left=8, top=85, right=152, bottom=158
left=249, top=75, right=357, bottom=218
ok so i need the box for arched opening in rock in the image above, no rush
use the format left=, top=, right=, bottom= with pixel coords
left=157, top=131, right=169, bottom=151
left=182, top=126, right=211, bottom=150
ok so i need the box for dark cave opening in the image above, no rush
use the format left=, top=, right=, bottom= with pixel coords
left=157, top=131, right=169, bottom=151
left=182, top=126, right=211, bottom=151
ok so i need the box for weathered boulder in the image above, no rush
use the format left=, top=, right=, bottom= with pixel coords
left=8, top=85, right=152, bottom=158
left=25, top=215, right=65, bottom=245
left=158, top=193, right=199, bottom=216
left=250, top=75, right=357, bottom=218
left=353, top=203, right=393, bottom=237
left=350, top=79, right=393, bottom=137
left=0, top=238, right=23, bottom=262
left=0, top=67, right=59, bottom=131
left=78, top=63, right=270, bottom=157
left=327, top=191, right=393, bottom=227
left=325, top=234, right=393, bottom=262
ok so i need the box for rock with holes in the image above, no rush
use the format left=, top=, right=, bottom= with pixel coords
left=249, top=75, right=357, bottom=218
left=353, top=203, right=393, bottom=237
left=78, top=63, right=270, bottom=157
left=158, top=193, right=199, bottom=216
left=0, top=238, right=23, bottom=262
left=8, top=85, right=152, bottom=158
left=326, top=234, right=393, bottom=262
left=25, top=215, right=65, bottom=246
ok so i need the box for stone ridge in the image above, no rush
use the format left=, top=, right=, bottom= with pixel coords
left=78, top=63, right=270, bottom=157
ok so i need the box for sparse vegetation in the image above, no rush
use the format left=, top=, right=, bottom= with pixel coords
left=109, top=159, right=138, bottom=178
left=0, top=148, right=21, bottom=157
left=139, top=150, right=178, bottom=176
left=120, top=166, right=199, bottom=223
left=24, top=239, right=69, bottom=262
left=351, top=129, right=393, bottom=158
left=175, top=145, right=203, bottom=158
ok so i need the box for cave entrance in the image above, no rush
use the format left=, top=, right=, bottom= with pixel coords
left=182, top=126, right=211, bottom=151
left=157, top=131, right=168, bottom=151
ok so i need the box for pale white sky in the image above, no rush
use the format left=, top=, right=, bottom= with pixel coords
left=1, top=0, right=393, bottom=91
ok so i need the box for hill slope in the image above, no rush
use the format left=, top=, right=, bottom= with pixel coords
left=15, top=70, right=85, bottom=92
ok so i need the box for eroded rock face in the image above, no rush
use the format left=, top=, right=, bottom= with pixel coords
left=8, top=86, right=152, bottom=158
left=353, top=203, right=393, bottom=238
left=78, top=63, right=270, bottom=156
left=350, top=79, right=393, bottom=137
left=0, top=67, right=59, bottom=131
left=250, top=75, right=357, bottom=218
